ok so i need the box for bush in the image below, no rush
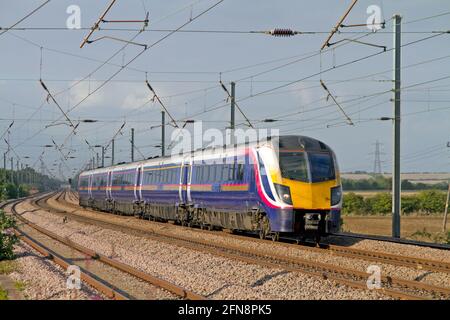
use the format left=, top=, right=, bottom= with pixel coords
left=342, top=193, right=367, bottom=215
left=342, top=176, right=448, bottom=191
left=401, top=196, right=421, bottom=215
left=418, top=190, right=446, bottom=213
left=0, top=210, right=17, bottom=261
left=366, top=192, right=391, bottom=215
left=342, top=190, right=447, bottom=215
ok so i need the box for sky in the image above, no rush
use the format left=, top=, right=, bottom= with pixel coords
left=0, top=0, right=450, bottom=180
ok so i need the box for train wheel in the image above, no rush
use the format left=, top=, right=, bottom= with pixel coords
left=258, top=216, right=270, bottom=239
left=271, top=232, right=280, bottom=242
left=315, top=233, right=321, bottom=245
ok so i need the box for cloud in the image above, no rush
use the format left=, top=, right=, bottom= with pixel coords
left=121, top=87, right=150, bottom=110
left=68, top=79, right=106, bottom=108
left=290, top=82, right=315, bottom=108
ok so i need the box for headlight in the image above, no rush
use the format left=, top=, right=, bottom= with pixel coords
left=331, top=186, right=342, bottom=206
left=274, top=183, right=293, bottom=205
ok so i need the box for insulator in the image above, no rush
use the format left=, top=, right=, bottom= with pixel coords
left=269, top=28, right=296, bottom=37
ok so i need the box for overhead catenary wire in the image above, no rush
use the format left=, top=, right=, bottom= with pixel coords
left=39, top=79, right=76, bottom=128
left=321, top=0, right=359, bottom=50
left=10, top=0, right=226, bottom=154
left=0, top=0, right=51, bottom=38
left=319, top=80, right=354, bottom=125
left=6, top=5, right=450, bottom=172
left=219, top=81, right=254, bottom=128
left=108, top=30, right=450, bottom=147
left=145, top=80, right=180, bottom=128
left=79, top=0, right=118, bottom=48
left=45, top=0, right=225, bottom=131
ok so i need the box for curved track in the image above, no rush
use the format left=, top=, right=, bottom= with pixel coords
left=31, top=191, right=450, bottom=300
left=3, top=195, right=206, bottom=301
left=63, top=189, right=450, bottom=275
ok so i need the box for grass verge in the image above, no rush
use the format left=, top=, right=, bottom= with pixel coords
left=0, top=260, right=17, bottom=275
left=0, top=286, right=8, bottom=300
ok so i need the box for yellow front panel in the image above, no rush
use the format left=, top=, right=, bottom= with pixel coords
left=282, top=178, right=338, bottom=210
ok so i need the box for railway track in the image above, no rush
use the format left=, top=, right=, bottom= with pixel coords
left=61, top=189, right=450, bottom=275
left=3, top=196, right=206, bottom=301
left=32, top=191, right=450, bottom=300
left=330, top=232, right=450, bottom=251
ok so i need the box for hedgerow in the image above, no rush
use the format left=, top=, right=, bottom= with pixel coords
left=342, top=190, right=447, bottom=215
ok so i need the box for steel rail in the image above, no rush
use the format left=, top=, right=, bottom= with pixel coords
left=330, top=232, right=450, bottom=251
left=8, top=196, right=206, bottom=301
left=7, top=200, right=131, bottom=300
left=60, top=190, right=450, bottom=274
left=40, top=192, right=450, bottom=300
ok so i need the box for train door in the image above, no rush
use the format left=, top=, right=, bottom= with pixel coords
left=88, top=174, right=93, bottom=199
left=135, top=166, right=142, bottom=202
left=106, top=171, right=112, bottom=200
left=179, top=157, right=191, bottom=205
left=178, top=160, right=184, bottom=204
left=187, top=157, right=193, bottom=204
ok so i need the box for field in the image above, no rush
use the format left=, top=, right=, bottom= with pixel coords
left=343, top=190, right=420, bottom=198
left=341, top=172, right=450, bottom=185
left=342, top=215, right=448, bottom=242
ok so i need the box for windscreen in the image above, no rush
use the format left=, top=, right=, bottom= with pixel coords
left=279, top=151, right=335, bottom=183
left=278, top=151, right=309, bottom=182
left=308, top=152, right=335, bottom=182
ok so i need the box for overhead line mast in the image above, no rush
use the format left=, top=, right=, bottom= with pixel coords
left=392, top=15, right=402, bottom=238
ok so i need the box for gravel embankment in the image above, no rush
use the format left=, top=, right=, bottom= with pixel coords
left=15, top=200, right=391, bottom=300
left=48, top=197, right=450, bottom=289
left=8, top=241, right=105, bottom=300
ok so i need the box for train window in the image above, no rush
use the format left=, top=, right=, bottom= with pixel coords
left=237, top=164, right=244, bottom=181
left=308, top=152, right=335, bottom=182
left=230, top=163, right=236, bottom=180
left=211, top=165, right=217, bottom=181
left=219, top=165, right=226, bottom=181
left=164, top=169, right=168, bottom=183
left=173, top=168, right=178, bottom=183
left=279, top=151, right=309, bottom=182
left=202, top=166, right=208, bottom=183
left=157, top=170, right=162, bottom=183
left=218, top=165, right=223, bottom=181
left=223, top=164, right=230, bottom=181
left=222, top=165, right=228, bottom=181
left=80, top=177, right=88, bottom=187
left=195, top=167, right=201, bottom=183
left=170, top=169, right=174, bottom=183
left=212, top=165, right=217, bottom=181
left=112, top=174, right=120, bottom=185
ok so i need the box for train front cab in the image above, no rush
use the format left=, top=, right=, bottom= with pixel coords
left=272, top=137, right=342, bottom=241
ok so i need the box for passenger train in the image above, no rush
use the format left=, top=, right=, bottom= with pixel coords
left=78, top=135, right=342, bottom=242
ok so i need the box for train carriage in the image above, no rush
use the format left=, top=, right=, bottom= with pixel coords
left=78, top=135, right=342, bottom=242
